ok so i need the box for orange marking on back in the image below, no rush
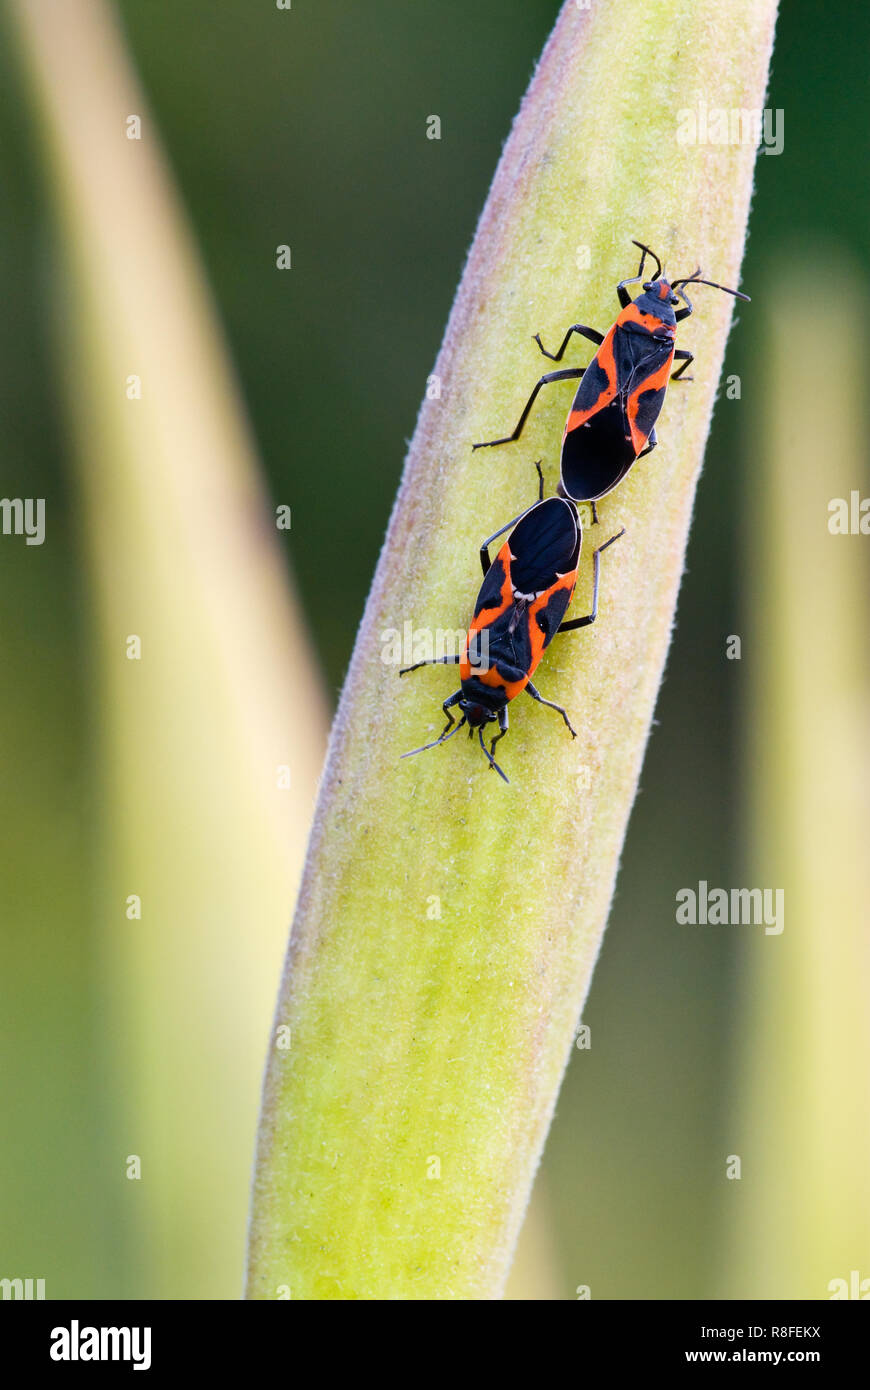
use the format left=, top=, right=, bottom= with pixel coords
left=620, top=302, right=674, bottom=336
left=563, top=327, right=617, bottom=437
left=626, top=351, right=675, bottom=452
left=524, top=571, right=578, bottom=681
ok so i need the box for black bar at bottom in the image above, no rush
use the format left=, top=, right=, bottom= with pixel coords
left=1, top=1297, right=866, bottom=1373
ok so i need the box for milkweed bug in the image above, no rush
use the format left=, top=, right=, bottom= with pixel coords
left=473, top=240, right=749, bottom=506
left=400, top=466, right=624, bottom=783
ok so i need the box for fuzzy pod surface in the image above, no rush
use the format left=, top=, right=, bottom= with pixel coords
left=248, top=0, right=779, bottom=1300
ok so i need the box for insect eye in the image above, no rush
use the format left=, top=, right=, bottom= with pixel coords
left=670, top=295, right=679, bottom=305
left=642, top=281, right=653, bottom=291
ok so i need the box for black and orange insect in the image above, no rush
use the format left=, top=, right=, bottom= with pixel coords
left=472, top=240, right=749, bottom=506
left=400, top=468, right=623, bottom=783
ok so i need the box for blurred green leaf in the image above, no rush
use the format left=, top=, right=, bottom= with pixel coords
left=723, top=255, right=870, bottom=1297
left=9, top=0, right=328, bottom=1297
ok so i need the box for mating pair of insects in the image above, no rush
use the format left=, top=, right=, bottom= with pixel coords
left=400, top=241, right=749, bottom=783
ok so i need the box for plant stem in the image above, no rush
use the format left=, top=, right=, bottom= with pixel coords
left=248, top=0, right=778, bottom=1300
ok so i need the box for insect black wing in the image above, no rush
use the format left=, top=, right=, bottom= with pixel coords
left=506, top=498, right=580, bottom=595
left=561, top=399, right=636, bottom=501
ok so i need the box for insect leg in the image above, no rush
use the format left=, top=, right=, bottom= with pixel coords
left=534, top=457, right=544, bottom=500
left=674, top=285, right=696, bottom=322
left=533, top=324, right=603, bottom=362
left=439, top=691, right=462, bottom=724
left=479, top=461, right=546, bottom=576
left=670, top=349, right=694, bottom=381
left=556, top=527, right=625, bottom=632
left=477, top=725, right=510, bottom=783
left=524, top=682, right=577, bottom=738
left=399, top=654, right=461, bottom=676
left=489, top=706, right=509, bottom=759
left=472, top=368, right=584, bottom=451
left=480, top=516, right=525, bottom=576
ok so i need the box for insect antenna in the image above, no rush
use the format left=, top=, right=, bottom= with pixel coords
left=671, top=269, right=750, bottom=302
left=401, top=715, right=466, bottom=761
left=630, top=238, right=662, bottom=280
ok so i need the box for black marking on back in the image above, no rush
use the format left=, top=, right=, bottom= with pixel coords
left=536, top=587, right=573, bottom=647
left=613, top=324, right=672, bottom=398
left=473, top=554, right=507, bottom=617
left=634, top=383, right=667, bottom=439
left=570, top=355, right=610, bottom=415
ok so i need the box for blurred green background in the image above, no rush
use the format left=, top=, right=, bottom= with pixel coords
left=1, top=0, right=868, bottom=1298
